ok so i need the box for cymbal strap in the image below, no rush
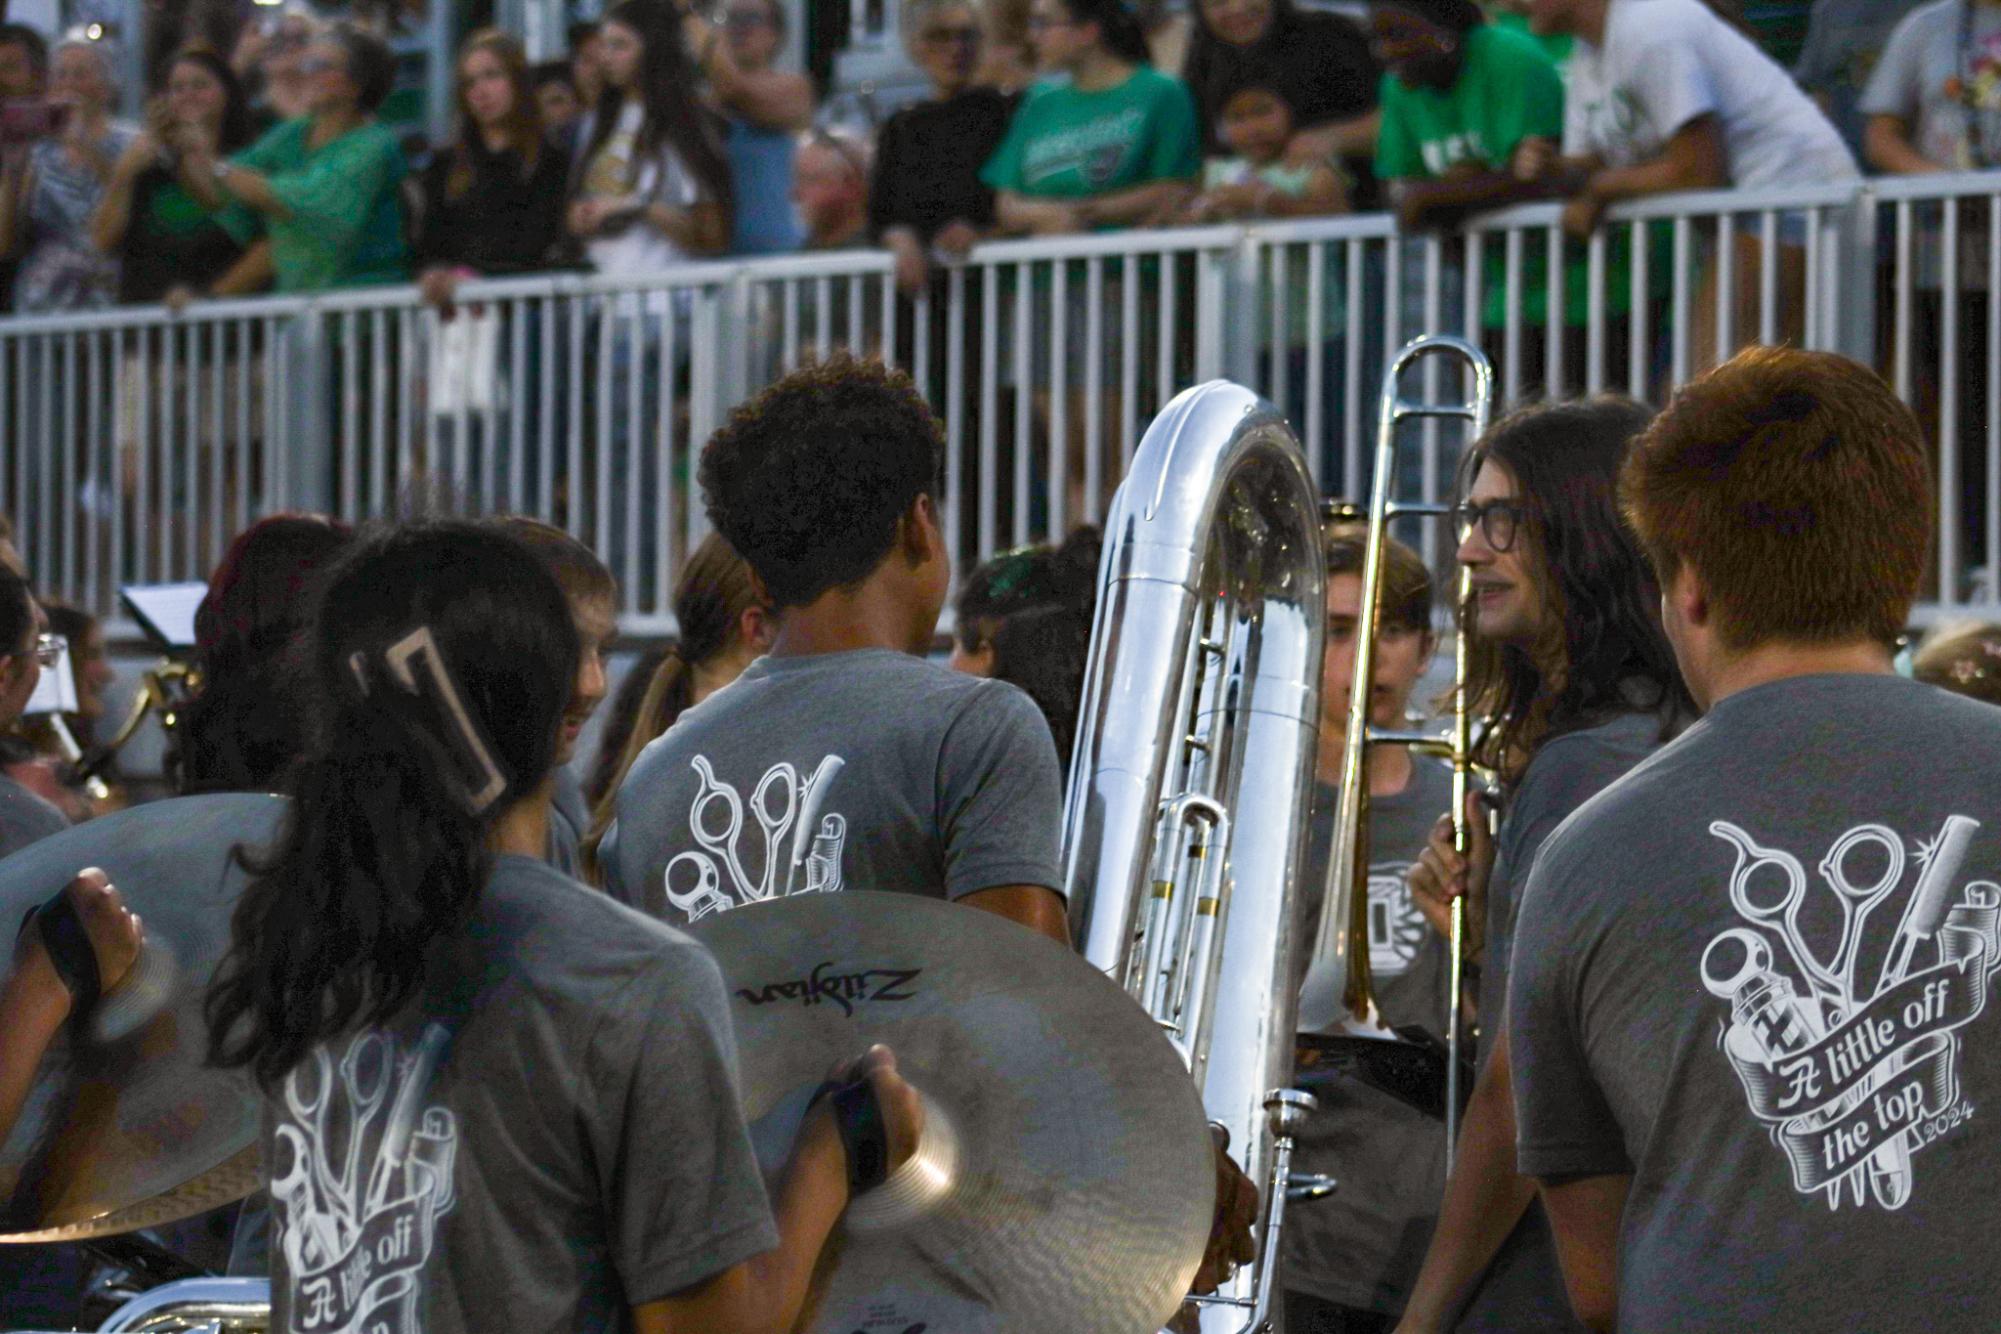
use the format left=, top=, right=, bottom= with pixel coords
left=19, top=888, right=100, bottom=1022
left=812, top=1077, right=890, bottom=1194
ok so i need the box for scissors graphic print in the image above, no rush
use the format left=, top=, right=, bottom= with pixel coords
left=272, top=1032, right=392, bottom=1266
left=686, top=754, right=756, bottom=897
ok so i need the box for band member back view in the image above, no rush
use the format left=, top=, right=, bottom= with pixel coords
left=1510, top=348, right=2001, bottom=1331
left=601, top=359, right=1068, bottom=937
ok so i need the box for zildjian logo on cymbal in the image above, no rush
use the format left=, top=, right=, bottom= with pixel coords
left=737, top=961, right=923, bottom=1017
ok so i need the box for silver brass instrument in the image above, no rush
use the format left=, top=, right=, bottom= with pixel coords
left=1312, top=335, right=1492, bottom=1160
left=1062, top=382, right=1326, bottom=1333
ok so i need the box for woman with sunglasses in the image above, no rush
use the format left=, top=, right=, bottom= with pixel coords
left=871, top=0, right=1017, bottom=293
left=180, top=22, right=407, bottom=292
left=206, top=520, right=920, bottom=1333
left=1391, top=397, right=1692, bottom=1334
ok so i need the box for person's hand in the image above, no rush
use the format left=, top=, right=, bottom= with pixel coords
left=805, top=1044, right=926, bottom=1192
left=161, top=283, right=200, bottom=314
left=1395, top=188, right=1434, bottom=233
left=886, top=229, right=930, bottom=295
left=418, top=266, right=462, bottom=313
left=568, top=196, right=618, bottom=237
left=932, top=218, right=979, bottom=258
left=1191, top=1124, right=1259, bottom=1296
left=1204, top=182, right=1266, bottom=220
left=116, top=127, right=160, bottom=178
left=1026, top=202, right=1084, bottom=236
left=8, top=868, right=144, bottom=1017
left=1511, top=137, right=1558, bottom=183
left=1560, top=184, right=1608, bottom=239
left=1407, top=791, right=1493, bottom=958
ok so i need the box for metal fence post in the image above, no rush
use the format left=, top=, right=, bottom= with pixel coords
left=1837, top=182, right=1880, bottom=371
left=288, top=304, right=332, bottom=516
left=1223, top=228, right=1261, bottom=388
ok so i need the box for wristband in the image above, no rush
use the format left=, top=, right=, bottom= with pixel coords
left=18, top=888, right=100, bottom=1023
left=810, top=1075, right=891, bottom=1195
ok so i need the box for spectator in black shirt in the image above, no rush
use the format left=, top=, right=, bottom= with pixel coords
left=870, top=0, right=1015, bottom=294
left=94, top=45, right=267, bottom=306
left=1182, top=0, right=1381, bottom=184
left=414, top=29, right=570, bottom=310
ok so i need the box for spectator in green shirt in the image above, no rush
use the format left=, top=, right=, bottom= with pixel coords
left=1373, top=0, right=1559, bottom=238
left=1374, top=0, right=1636, bottom=396
left=181, top=23, right=407, bottom=292
left=982, top=0, right=1202, bottom=233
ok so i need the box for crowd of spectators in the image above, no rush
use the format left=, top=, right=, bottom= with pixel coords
left=0, top=0, right=1962, bottom=320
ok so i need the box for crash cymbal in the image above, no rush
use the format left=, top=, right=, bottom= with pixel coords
left=0, top=793, right=285, bottom=1241
left=690, top=891, right=1215, bottom=1334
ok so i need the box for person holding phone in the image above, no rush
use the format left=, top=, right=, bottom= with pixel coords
left=180, top=23, right=407, bottom=293
left=92, top=45, right=270, bottom=307
left=0, top=34, right=135, bottom=313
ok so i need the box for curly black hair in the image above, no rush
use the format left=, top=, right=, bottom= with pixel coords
left=698, top=357, right=946, bottom=608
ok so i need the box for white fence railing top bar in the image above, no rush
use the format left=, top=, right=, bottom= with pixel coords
left=0, top=174, right=1995, bottom=639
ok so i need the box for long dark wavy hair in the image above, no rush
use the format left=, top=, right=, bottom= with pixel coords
left=206, top=522, right=579, bottom=1089
left=582, top=1, right=734, bottom=227
left=1459, top=397, right=1690, bottom=785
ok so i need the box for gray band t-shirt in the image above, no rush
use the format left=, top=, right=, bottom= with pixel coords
left=1464, top=706, right=1667, bottom=1334
left=1285, top=756, right=1456, bottom=1315
left=265, top=855, right=777, bottom=1334
left=1513, top=674, right=2001, bottom=1332
left=601, top=649, right=1064, bottom=925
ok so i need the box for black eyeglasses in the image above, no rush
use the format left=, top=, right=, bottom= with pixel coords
left=1454, top=498, right=1525, bottom=553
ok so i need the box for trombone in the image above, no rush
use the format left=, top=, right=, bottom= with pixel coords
left=1312, top=335, right=1492, bottom=1161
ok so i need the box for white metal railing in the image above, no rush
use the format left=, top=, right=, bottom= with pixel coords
left=2, top=176, right=1997, bottom=635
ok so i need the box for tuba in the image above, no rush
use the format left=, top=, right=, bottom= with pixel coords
left=1061, top=382, right=1325, bottom=1332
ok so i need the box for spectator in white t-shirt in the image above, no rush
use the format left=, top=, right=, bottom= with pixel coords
left=569, top=0, right=732, bottom=274
left=1512, top=0, right=1856, bottom=371
left=1860, top=0, right=2001, bottom=600
left=1861, top=0, right=2001, bottom=175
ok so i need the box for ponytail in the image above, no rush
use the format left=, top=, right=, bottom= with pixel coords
left=207, top=522, right=578, bottom=1089
left=582, top=532, right=763, bottom=877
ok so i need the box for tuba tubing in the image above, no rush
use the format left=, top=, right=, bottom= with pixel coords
left=1062, top=382, right=1326, bottom=1333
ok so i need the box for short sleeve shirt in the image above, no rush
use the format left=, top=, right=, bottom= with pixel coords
left=981, top=66, right=1202, bottom=202
left=1374, top=22, right=1571, bottom=329
left=1564, top=0, right=1857, bottom=190
left=577, top=100, right=706, bottom=277
left=1284, top=758, right=1455, bottom=1315
left=264, top=856, right=775, bottom=1333
left=1512, top=675, right=2001, bottom=1332
left=601, top=649, right=1064, bottom=927
left=1463, top=707, right=1667, bottom=1334
left=1860, top=0, right=2001, bottom=171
